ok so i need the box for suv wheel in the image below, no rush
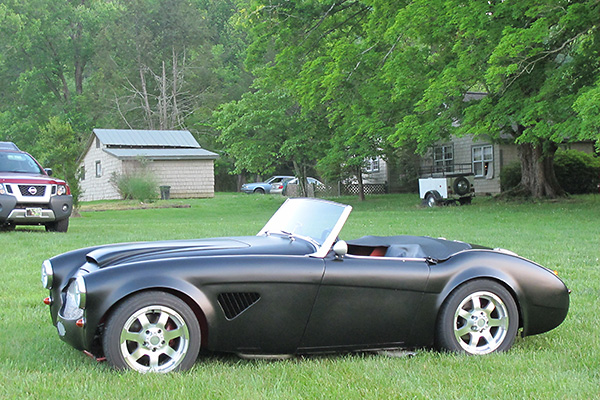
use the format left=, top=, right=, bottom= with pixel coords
left=45, top=218, right=69, bottom=233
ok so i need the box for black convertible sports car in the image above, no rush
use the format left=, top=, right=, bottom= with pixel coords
left=42, top=198, right=569, bottom=373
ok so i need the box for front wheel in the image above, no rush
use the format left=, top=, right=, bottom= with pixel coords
left=45, top=218, right=69, bottom=232
left=436, top=280, right=518, bottom=355
left=103, top=291, right=201, bottom=373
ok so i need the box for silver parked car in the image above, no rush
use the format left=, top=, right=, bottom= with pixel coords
left=241, top=175, right=294, bottom=194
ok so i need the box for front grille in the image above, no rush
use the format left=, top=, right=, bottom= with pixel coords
left=217, top=292, right=260, bottom=320
left=18, top=185, right=46, bottom=197
left=14, top=203, right=49, bottom=209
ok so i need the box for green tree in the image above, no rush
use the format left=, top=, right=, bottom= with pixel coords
left=0, top=0, right=118, bottom=146
left=213, top=87, right=328, bottom=195
left=240, top=0, right=392, bottom=199
left=35, top=117, right=85, bottom=205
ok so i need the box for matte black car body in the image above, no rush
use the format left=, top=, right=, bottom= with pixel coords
left=42, top=198, right=569, bottom=372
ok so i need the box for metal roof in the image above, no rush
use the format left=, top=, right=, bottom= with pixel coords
left=104, top=148, right=218, bottom=160
left=93, top=129, right=200, bottom=148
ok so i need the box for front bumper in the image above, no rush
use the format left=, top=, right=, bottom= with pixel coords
left=0, top=194, right=72, bottom=224
left=48, top=280, right=88, bottom=351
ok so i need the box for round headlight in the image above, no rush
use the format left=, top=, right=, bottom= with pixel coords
left=57, top=185, right=67, bottom=196
left=74, top=276, right=87, bottom=309
left=41, top=260, right=54, bottom=289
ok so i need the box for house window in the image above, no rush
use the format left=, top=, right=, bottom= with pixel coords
left=96, top=137, right=100, bottom=148
left=95, top=161, right=102, bottom=177
left=80, top=166, right=85, bottom=181
left=433, top=145, right=453, bottom=172
left=472, top=145, right=493, bottom=178
left=365, top=158, right=380, bottom=173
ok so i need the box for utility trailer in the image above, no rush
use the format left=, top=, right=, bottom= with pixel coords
left=419, top=163, right=474, bottom=207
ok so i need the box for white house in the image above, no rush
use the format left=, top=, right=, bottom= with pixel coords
left=79, top=129, right=219, bottom=201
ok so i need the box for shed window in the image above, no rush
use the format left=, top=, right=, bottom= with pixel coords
left=95, top=161, right=102, bottom=177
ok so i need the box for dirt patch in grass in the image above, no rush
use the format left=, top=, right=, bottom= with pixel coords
left=78, top=201, right=191, bottom=212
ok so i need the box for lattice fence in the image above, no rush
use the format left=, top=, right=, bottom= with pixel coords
left=342, top=183, right=387, bottom=196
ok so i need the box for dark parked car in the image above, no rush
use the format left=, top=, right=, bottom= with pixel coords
left=42, top=198, right=569, bottom=373
left=1, top=144, right=72, bottom=232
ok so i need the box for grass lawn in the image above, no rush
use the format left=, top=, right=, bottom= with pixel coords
left=1, top=193, right=599, bottom=399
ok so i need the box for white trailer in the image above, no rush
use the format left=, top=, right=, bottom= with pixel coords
left=418, top=164, right=474, bottom=207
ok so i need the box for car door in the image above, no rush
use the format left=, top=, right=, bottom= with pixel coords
left=298, top=254, right=430, bottom=351
left=204, top=255, right=326, bottom=354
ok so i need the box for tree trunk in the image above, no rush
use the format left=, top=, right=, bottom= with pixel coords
left=356, top=166, right=365, bottom=201
left=292, top=161, right=307, bottom=197
left=518, top=141, right=565, bottom=198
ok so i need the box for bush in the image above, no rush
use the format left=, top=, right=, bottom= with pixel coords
left=500, top=149, right=600, bottom=194
left=110, top=172, right=158, bottom=202
left=500, top=161, right=522, bottom=192
left=554, top=149, right=600, bottom=194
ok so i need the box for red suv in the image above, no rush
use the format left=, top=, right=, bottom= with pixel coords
left=0, top=142, right=72, bottom=232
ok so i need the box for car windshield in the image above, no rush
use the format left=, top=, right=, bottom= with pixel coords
left=0, top=152, right=43, bottom=174
left=258, top=198, right=352, bottom=257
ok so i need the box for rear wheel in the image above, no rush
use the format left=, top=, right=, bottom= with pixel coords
left=436, top=280, right=518, bottom=355
left=103, top=291, right=201, bottom=373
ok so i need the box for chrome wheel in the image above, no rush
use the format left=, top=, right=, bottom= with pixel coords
left=452, top=291, right=509, bottom=354
left=436, top=280, right=518, bottom=355
left=104, top=292, right=201, bottom=373
left=120, top=305, right=190, bottom=372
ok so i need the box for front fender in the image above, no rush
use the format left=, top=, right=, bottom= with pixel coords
left=81, top=262, right=217, bottom=351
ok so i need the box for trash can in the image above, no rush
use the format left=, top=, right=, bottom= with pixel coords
left=159, top=186, right=171, bottom=200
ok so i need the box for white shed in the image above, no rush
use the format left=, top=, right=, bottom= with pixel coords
left=79, top=129, right=218, bottom=201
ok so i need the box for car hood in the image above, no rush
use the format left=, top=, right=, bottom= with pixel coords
left=0, top=172, right=64, bottom=185
left=242, top=182, right=266, bottom=188
left=85, top=235, right=316, bottom=268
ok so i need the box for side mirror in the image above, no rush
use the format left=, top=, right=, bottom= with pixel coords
left=333, top=240, right=348, bottom=257
left=44, top=168, right=53, bottom=176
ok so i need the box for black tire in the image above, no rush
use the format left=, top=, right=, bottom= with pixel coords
left=254, top=187, right=265, bottom=194
left=0, top=223, right=15, bottom=231
left=458, top=196, right=472, bottom=206
left=425, top=193, right=437, bottom=208
left=103, top=291, right=201, bottom=373
left=45, top=218, right=69, bottom=232
left=436, top=280, right=518, bottom=355
left=453, top=176, right=470, bottom=196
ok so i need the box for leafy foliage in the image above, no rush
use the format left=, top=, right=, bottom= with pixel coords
left=236, top=0, right=600, bottom=198
left=501, top=149, right=600, bottom=194
left=110, top=170, right=158, bottom=202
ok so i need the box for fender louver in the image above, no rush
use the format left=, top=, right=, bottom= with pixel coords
left=218, top=292, right=260, bottom=320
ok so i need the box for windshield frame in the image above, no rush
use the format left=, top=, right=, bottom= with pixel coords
left=257, top=198, right=352, bottom=258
